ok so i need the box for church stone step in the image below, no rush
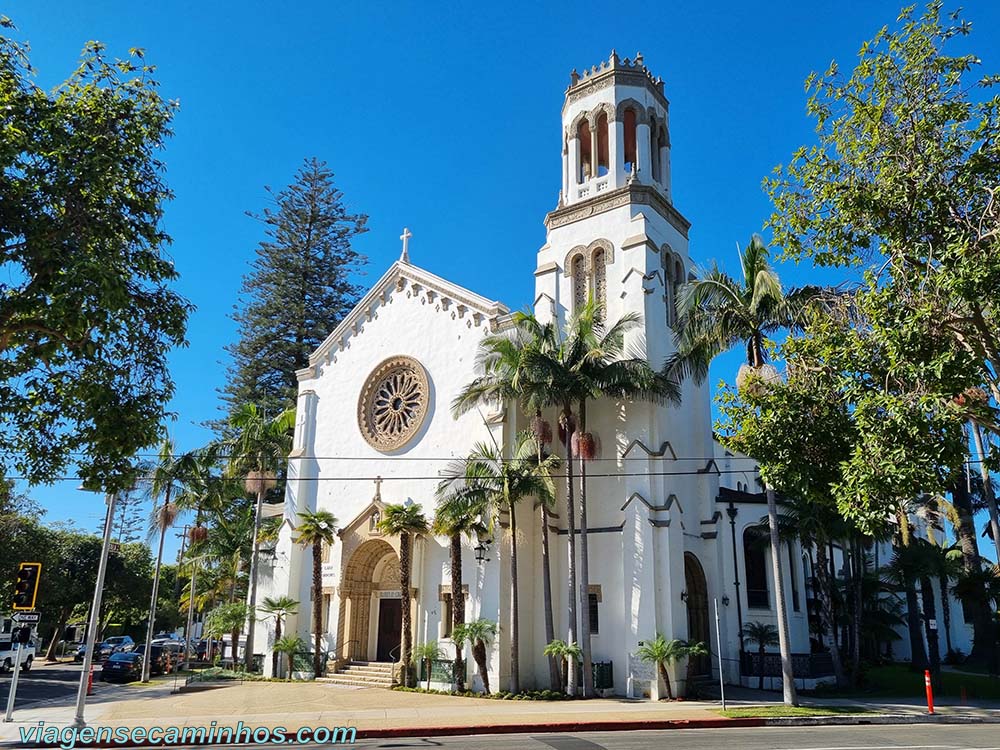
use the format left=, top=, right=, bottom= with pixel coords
left=317, top=674, right=394, bottom=688
left=340, top=665, right=394, bottom=677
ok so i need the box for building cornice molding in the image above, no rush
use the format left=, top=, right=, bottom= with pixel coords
left=545, top=184, right=690, bottom=238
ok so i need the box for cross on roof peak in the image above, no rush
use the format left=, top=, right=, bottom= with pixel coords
left=399, top=228, right=412, bottom=263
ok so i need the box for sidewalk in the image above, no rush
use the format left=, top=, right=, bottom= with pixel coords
left=2, top=679, right=996, bottom=746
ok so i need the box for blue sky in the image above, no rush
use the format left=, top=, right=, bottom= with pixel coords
left=10, top=1, right=1000, bottom=558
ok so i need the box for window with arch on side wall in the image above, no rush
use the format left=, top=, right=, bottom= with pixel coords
left=650, top=118, right=661, bottom=182
left=743, top=526, right=770, bottom=609
left=593, top=249, right=607, bottom=309
left=572, top=255, right=587, bottom=311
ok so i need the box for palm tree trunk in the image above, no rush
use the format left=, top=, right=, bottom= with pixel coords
left=45, top=607, right=70, bottom=662
left=813, top=543, right=847, bottom=687
left=920, top=576, right=941, bottom=689
left=142, top=484, right=171, bottom=682
left=658, top=662, right=674, bottom=700
left=244, top=483, right=266, bottom=671
left=577, top=399, right=593, bottom=698
left=758, top=644, right=765, bottom=690
left=400, top=532, right=413, bottom=687
left=540, top=504, right=559, bottom=690
left=904, top=582, right=928, bottom=670
left=183, top=558, right=198, bottom=671
left=939, top=574, right=953, bottom=657
left=287, top=651, right=294, bottom=678
left=971, top=423, right=1000, bottom=563
left=473, top=639, right=490, bottom=694
left=536, top=410, right=560, bottom=691
left=951, top=467, right=994, bottom=665
left=766, top=485, right=798, bottom=706
left=272, top=616, right=282, bottom=677
left=849, top=537, right=863, bottom=686
left=312, top=539, right=323, bottom=677
left=508, top=500, right=520, bottom=694
left=449, top=532, right=465, bottom=691
left=561, top=405, right=579, bottom=697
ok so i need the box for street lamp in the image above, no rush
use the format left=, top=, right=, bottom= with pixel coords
left=72, top=487, right=119, bottom=729
left=474, top=533, right=492, bottom=564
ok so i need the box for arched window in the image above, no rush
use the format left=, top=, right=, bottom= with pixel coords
left=577, top=119, right=592, bottom=183
left=623, top=108, right=637, bottom=172
left=572, top=255, right=587, bottom=311
left=664, top=260, right=676, bottom=328
left=743, top=527, right=770, bottom=609
left=596, top=112, right=609, bottom=177
left=593, top=249, right=607, bottom=309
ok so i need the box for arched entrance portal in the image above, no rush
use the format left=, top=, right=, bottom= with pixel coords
left=684, top=552, right=711, bottom=676
left=337, top=539, right=402, bottom=662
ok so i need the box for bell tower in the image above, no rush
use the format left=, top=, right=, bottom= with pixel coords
left=534, top=51, right=692, bottom=372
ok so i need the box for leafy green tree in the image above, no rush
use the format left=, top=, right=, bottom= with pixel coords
left=377, top=504, right=429, bottom=687
left=36, top=529, right=102, bottom=661
left=261, top=596, right=299, bottom=677
left=436, top=431, right=557, bottom=695
left=743, top=622, right=779, bottom=691
left=204, top=602, right=250, bottom=663
left=222, top=158, right=368, bottom=420
left=717, top=361, right=855, bottom=687
left=0, top=19, right=190, bottom=491
left=636, top=635, right=708, bottom=700
left=293, top=509, right=337, bottom=677
left=411, top=641, right=443, bottom=691
left=765, top=2, right=1000, bottom=665
left=453, top=619, right=497, bottom=694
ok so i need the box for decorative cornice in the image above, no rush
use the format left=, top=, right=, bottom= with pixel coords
left=545, top=184, right=690, bottom=238
left=620, top=491, right=681, bottom=513
left=300, top=261, right=508, bottom=381
left=534, top=261, right=559, bottom=276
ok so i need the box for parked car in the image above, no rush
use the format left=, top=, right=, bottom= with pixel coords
left=75, top=635, right=135, bottom=663
left=195, top=639, right=220, bottom=661
left=100, top=651, right=143, bottom=683
left=0, top=635, right=35, bottom=673
left=132, top=644, right=170, bottom=676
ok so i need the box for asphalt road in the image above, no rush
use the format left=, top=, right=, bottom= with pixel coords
left=337, top=725, right=1000, bottom=750
left=0, top=661, right=90, bottom=709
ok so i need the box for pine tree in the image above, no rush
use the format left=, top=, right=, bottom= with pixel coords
left=221, top=158, right=368, bottom=419
left=98, top=489, right=146, bottom=544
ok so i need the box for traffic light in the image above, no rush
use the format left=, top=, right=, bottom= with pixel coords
left=12, top=562, right=41, bottom=611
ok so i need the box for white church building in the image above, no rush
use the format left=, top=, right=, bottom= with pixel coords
left=256, top=52, right=971, bottom=697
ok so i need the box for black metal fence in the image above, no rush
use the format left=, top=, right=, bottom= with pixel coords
left=740, top=651, right=834, bottom=678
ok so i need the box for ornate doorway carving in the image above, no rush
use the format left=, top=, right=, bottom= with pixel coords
left=338, top=538, right=399, bottom=661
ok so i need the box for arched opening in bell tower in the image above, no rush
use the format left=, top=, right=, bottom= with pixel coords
left=577, top=119, right=592, bottom=183
left=622, top=108, right=637, bottom=173
left=596, top=112, right=609, bottom=177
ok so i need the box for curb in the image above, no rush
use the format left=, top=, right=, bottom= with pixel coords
left=3, top=713, right=994, bottom=748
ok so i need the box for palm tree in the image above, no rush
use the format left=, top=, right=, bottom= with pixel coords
left=293, top=509, right=337, bottom=677
left=273, top=635, right=304, bottom=680
left=452, top=619, right=497, bottom=694
left=377, top=503, right=429, bottom=687
left=224, top=403, right=295, bottom=671
left=744, top=621, right=779, bottom=691
left=141, top=441, right=200, bottom=682
left=453, top=313, right=563, bottom=691
left=432, top=491, right=483, bottom=692
left=543, top=639, right=581, bottom=694
left=436, top=430, right=557, bottom=695
left=671, top=234, right=814, bottom=706
left=565, top=298, right=680, bottom=693
left=411, top=641, right=443, bottom=691
left=636, top=635, right=708, bottom=700
left=261, top=596, right=299, bottom=677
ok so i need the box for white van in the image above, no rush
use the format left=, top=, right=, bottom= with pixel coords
left=0, top=634, right=35, bottom=672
